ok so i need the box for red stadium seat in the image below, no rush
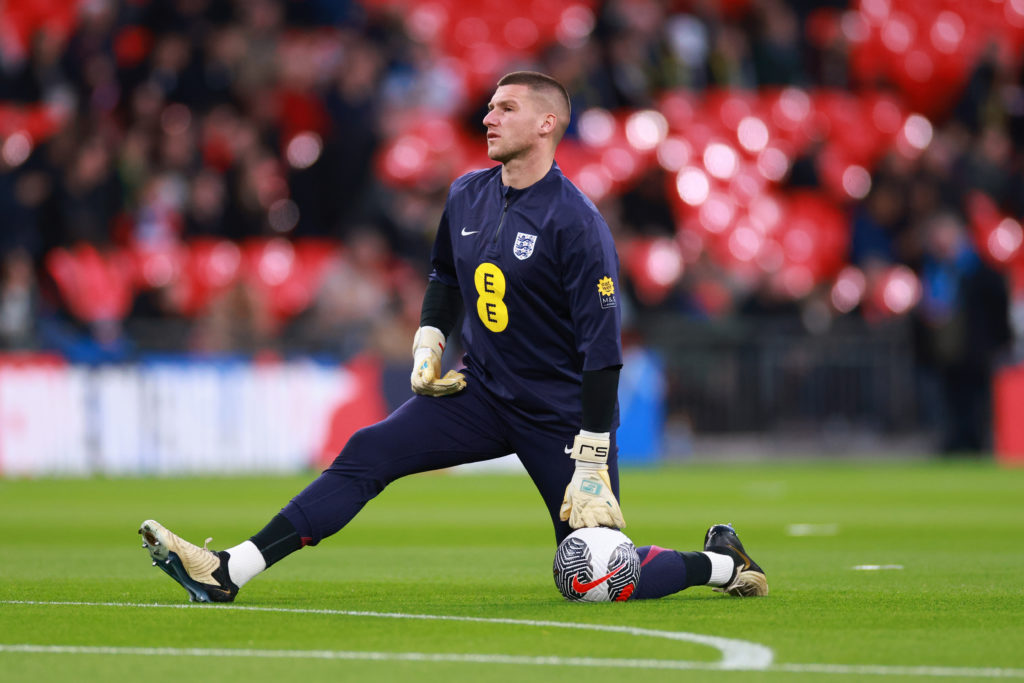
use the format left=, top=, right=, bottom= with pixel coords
left=239, top=238, right=341, bottom=321
left=129, top=242, right=187, bottom=292
left=621, top=237, right=685, bottom=306
left=0, top=104, right=65, bottom=141
left=176, top=239, right=243, bottom=316
left=45, top=244, right=135, bottom=323
left=966, top=191, right=1024, bottom=266
left=0, top=0, right=79, bottom=60
left=375, top=114, right=482, bottom=190
left=845, top=0, right=1019, bottom=118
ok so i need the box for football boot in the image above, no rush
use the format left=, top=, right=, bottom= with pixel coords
left=140, top=519, right=238, bottom=603
left=703, top=523, right=768, bottom=597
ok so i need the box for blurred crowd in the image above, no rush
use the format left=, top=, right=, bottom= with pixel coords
left=0, top=0, right=1022, bottom=449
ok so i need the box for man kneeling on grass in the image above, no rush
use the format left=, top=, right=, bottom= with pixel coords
left=139, top=71, right=768, bottom=603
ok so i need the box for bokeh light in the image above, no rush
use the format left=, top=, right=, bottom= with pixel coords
left=703, top=142, right=739, bottom=179
left=842, top=165, right=872, bottom=199
left=646, top=239, right=684, bottom=286
left=930, top=11, right=964, bottom=54
left=625, top=110, right=668, bottom=151
left=698, top=192, right=735, bottom=233
left=831, top=266, right=866, bottom=313
left=737, top=116, right=770, bottom=153
left=881, top=265, right=921, bottom=314
left=2, top=132, right=32, bottom=167
left=578, top=108, right=616, bottom=147
left=504, top=17, right=539, bottom=50
left=756, top=147, right=790, bottom=181
left=728, top=223, right=764, bottom=262
left=903, top=114, right=933, bottom=150
left=286, top=132, right=323, bottom=170
left=269, top=198, right=300, bottom=233
left=557, top=5, right=595, bottom=47
left=656, top=137, right=692, bottom=171
left=676, top=166, right=710, bottom=206
left=988, top=218, right=1023, bottom=262
left=257, top=239, right=295, bottom=286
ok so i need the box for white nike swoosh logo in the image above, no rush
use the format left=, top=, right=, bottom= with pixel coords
left=564, top=446, right=573, bottom=454
left=461, top=227, right=479, bottom=236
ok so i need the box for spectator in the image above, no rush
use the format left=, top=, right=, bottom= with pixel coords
left=912, top=211, right=1012, bottom=453
left=189, top=279, right=274, bottom=354
left=749, top=0, right=806, bottom=87
left=0, top=249, right=37, bottom=349
left=848, top=180, right=906, bottom=267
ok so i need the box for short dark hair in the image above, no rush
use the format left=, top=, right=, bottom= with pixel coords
left=497, top=71, right=571, bottom=142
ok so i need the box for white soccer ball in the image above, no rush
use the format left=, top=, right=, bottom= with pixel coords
left=553, top=527, right=640, bottom=602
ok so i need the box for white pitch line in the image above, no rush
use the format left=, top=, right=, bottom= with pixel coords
left=852, top=564, right=904, bottom=571
left=787, top=523, right=839, bottom=537
left=772, top=662, right=1024, bottom=679
left=1, top=644, right=1022, bottom=679
left=0, top=600, right=771, bottom=670
left=0, top=644, right=737, bottom=672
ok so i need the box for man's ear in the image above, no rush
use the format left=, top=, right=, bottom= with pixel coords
left=539, top=112, right=557, bottom=137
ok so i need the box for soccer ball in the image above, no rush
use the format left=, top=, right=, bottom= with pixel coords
left=553, top=527, right=640, bottom=602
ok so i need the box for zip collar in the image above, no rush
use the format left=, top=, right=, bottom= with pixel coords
left=496, top=160, right=562, bottom=199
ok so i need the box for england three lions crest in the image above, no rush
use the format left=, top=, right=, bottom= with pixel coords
left=513, top=232, right=538, bottom=260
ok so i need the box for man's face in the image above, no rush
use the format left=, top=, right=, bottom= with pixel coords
left=483, top=84, right=543, bottom=163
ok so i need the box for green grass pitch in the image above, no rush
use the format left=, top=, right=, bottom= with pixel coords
left=2, top=460, right=1023, bottom=682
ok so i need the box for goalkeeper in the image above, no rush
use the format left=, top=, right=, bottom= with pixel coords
left=139, top=71, right=767, bottom=603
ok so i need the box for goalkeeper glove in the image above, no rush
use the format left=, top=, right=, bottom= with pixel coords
left=559, top=430, right=626, bottom=529
left=410, top=326, right=466, bottom=397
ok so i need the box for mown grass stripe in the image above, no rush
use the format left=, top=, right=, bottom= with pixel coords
left=2, top=644, right=1022, bottom=678
left=0, top=600, right=772, bottom=669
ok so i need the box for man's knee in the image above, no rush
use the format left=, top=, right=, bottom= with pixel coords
left=327, top=424, right=384, bottom=472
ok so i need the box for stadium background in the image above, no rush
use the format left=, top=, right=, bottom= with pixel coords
left=1, top=0, right=1023, bottom=475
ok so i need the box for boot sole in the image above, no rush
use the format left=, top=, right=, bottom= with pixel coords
left=720, top=570, right=769, bottom=597
left=139, top=521, right=170, bottom=562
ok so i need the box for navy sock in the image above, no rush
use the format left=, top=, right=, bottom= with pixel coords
left=250, top=513, right=304, bottom=568
left=632, top=546, right=712, bottom=599
left=680, top=551, right=712, bottom=585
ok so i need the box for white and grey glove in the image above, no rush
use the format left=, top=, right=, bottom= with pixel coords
left=559, top=430, right=626, bottom=529
left=410, top=326, right=466, bottom=397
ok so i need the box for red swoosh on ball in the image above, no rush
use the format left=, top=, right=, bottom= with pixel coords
left=571, top=565, right=623, bottom=593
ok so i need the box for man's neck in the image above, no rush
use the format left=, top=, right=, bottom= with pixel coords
left=500, top=150, right=554, bottom=189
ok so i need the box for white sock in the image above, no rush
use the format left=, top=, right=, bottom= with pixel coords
left=225, top=540, right=267, bottom=588
left=703, top=551, right=736, bottom=586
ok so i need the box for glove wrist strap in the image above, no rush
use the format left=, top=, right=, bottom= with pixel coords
left=412, top=326, right=446, bottom=359
left=570, top=432, right=610, bottom=465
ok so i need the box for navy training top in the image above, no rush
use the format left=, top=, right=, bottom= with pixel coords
left=429, top=161, right=623, bottom=427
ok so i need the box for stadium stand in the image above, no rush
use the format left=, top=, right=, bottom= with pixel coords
left=0, top=0, right=1021, bottom=453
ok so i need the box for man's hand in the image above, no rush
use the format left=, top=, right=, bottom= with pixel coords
left=559, top=431, right=626, bottom=529
left=410, top=326, right=466, bottom=396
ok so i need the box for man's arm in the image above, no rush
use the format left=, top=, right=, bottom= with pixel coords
left=558, top=207, right=626, bottom=529
left=411, top=280, right=466, bottom=396
left=581, top=366, right=620, bottom=433
left=560, top=364, right=626, bottom=529
left=419, top=279, right=462, bottom=337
